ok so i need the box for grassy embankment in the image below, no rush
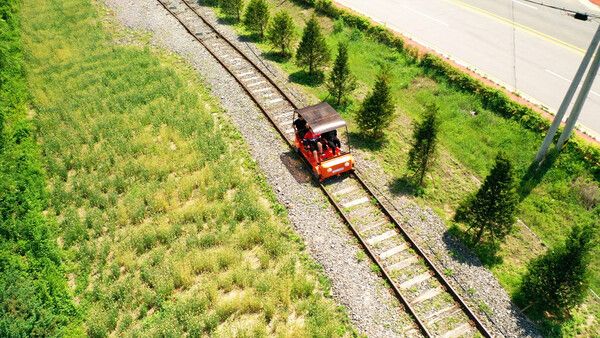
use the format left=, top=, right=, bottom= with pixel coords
left=205, top=0, right=599, bottom=335
left=0, top=0, right=77, bottom=336
left=21, top=0, right=353, bottom=336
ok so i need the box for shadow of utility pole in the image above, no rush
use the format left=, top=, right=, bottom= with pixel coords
left=518, top=148, right=560, bottom=201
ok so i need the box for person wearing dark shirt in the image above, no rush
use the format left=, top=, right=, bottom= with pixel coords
left=321, top=130, right=341, bottom=156
left=293, top=115, right=308, bottom=138
left=303, top=129, right=323, bottom=164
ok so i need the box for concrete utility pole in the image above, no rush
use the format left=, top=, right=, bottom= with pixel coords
left=556, top=39, right=600, bottom=150
left=534, top=24, right=600, bottom=163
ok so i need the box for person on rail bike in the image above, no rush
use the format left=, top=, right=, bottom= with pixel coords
left=293, top=115, right=308, bottom=138
left=303, top=127, right=323, bottom=164
left=321, top=130, right=341, bottom=157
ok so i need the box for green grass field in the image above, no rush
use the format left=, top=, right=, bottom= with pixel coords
left=1, top=0, right=76, bottom=335
left=21, top=0, right=353, bottom=336
left=209, top=0, right=599, bottom=335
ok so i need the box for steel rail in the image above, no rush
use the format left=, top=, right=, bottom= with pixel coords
left=156, top=0, right=293, bottom=146
left=352, top=171, right=493, bottom=337
left=181, top=0, right=301, bottom=111
left=156, top=1, right=493, bottom=336
left=320, top=183, right=433, bottom=336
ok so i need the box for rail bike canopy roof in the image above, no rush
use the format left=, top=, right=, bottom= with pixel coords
left=296, top=102, right=346, bottom=134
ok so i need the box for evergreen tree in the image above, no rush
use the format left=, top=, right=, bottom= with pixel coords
left=220, top=0, right=244, bottom=21
left=267, top=11, right=297, bottom=57
left=407, top=104, right=439, bottom=186
left=355, top=67, right=395, bottom=138
left=326, top=43, right=357, bottom=106
left=455, top=152, right=519, bottom=244
left=520, top=223, right=597, bottom=317
left=296, top=15, right=330, bottom=77
left=244, top=0, right=270, bottom=39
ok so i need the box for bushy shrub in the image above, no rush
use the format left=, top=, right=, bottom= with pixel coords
left=519, top=223, right=598, bottom=318
left=267, top=11, right=297, bottom=56
left=407, top=104, right=440, bottom=186
left=220, top=0, right=244, bottom=21
left=314, top=0, right=339, bottom=17
left=296, top=15, right=330, bottom=77
left=244, top=0, right=270, bottom=39
left=355, top=67, right=395, bottom=138
left=326, top=43, right=356, bottom=106
left=455, top=153, right=519, bottom=244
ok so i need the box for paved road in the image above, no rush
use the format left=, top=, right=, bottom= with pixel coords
left=334, top=0, right=600, bottom=139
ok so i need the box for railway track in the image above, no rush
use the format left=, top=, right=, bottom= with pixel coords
left=156, top=0, right=494, bottom=336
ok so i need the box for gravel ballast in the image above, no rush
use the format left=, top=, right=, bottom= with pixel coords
left=103, top=1, right=541, bottom=336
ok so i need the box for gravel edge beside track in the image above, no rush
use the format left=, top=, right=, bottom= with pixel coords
left=102, top=0, right=413, bottom=336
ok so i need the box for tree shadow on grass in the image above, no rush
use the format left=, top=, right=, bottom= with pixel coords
left=512, top=287, right=572, bottom=337
left=197, top=0, right=218, bottom=7
left=289, top=70, right=325, bottom=87
left=471, top=240, right=503, bottom=267
left=389, top=175, right=423, bottom=197
left=216, top=16, right=239, bottom=26
left=237, top=33, right=263, bottom=43
left=323, top=98, right=358, bottom=116
left=262, top=51, right=292, bottom=63
left=347, top=131, right=385, bottom=152
left=518, top=148, right=559, bottom=201
left=445, top=224, right=503, bottom=267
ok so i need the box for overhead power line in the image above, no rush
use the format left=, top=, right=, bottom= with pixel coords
left=517, top=0, right=600, bottom=20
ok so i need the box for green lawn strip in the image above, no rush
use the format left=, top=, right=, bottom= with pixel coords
left=208, top=0, right=599, bottom=333
left=0, top=0, right=78, bottom=336
left=22, top=0, right=353, bottom=336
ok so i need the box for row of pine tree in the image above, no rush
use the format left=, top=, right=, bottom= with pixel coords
left=215, top=0, right=597, bottom=322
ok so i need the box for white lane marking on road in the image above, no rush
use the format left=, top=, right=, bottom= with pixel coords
left=403, top=5, right=449, bottom=27
left=545, top=69, right=570, bottom=82
left=545, top=69, right=600, bottom=98
left=444, top=0, right=584, bottom=54
left=513, top=0, right=537, bottom=10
